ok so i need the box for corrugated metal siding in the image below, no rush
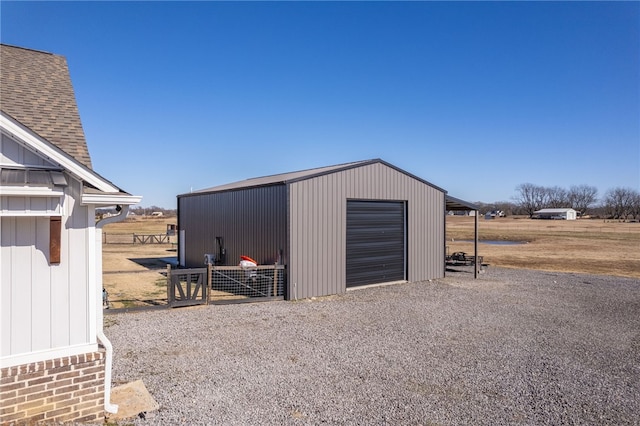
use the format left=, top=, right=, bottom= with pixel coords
left=178, top=185, right=288, bottom=268
left=289, top=162, right=445, bottom=299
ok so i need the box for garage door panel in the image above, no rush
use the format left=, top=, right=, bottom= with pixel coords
left=346, top=200, right=406, bottom=287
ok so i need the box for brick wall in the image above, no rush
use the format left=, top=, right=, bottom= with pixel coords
left=0, top=350, right=106, bottom=425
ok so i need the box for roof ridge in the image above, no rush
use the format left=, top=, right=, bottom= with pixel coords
left=1, top=43, right=93, bottom=169
left=242, top=159, right=376, bottom=182
left=0, top=43, right=56, bottom=56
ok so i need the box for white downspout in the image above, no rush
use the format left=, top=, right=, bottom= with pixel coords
left=95, top=204, right=130, bottom=414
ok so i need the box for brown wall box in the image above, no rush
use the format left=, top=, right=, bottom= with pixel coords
left=50, top=216, right=61, bottom=264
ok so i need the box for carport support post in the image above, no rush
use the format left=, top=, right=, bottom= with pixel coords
left=474, top=210, right=479, bottom=279
left=167, top=264, right=172, bottom=304
left=273, top=264, right=278, bottom=297
left=207, top=263, right=212, bottom=305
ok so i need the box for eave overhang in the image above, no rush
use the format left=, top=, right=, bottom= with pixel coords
left=1, top=111, right=120, bottom=193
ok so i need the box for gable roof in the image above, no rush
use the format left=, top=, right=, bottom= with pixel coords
left=1, top=110, right=140, bottom=205
left=0, top=44, right=93, bottom=169
left=534, top=208, right=576, bottom=214
left=1, top=44, right=141, bottom=206
left=182, top=159, right=447, bottom=197
left=189, top=160, right=371, bottom=194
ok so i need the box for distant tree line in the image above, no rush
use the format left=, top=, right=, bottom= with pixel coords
left=96, top=188, right=639, bottom=221
left=129, top=206, right=177, bottom=217
left=506, top=184, right=640, bottom=220
left=97, top=206, right=177, bottom=217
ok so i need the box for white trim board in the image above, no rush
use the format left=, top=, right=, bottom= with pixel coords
left=0, top=186, right=64, bottom=197
left=0, top=343, right=99, bottom=368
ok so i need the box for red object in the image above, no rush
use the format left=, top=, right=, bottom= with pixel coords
left=240, top=255, right=257, bottom=265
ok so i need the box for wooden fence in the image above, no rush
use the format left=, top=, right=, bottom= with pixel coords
left=133, top=233, right=170, bottom=244
left=102, top=233, right=172, bottom=244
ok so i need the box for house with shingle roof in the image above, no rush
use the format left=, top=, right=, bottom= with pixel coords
left=0, top=44, right=140, bottom=424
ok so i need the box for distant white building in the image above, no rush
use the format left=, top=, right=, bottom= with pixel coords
left=534, top=208, right=577, bottom=220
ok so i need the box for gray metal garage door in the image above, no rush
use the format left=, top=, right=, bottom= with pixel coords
left=346, top=200, right=406, bottom=287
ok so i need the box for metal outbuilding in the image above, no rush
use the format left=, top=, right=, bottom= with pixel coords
left=534, top=208, right=577, bottom=220
left=177, top=159, right=477, bottom=299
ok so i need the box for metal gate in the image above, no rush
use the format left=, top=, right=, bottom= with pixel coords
left=168, top=266, right=209, bottom=307
left=167, top=264, right=285, bottom=307
left=346, top=200, right=406, bottom=287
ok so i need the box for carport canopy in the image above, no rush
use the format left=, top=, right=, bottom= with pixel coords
left=446, top=195, right=479, bottom=212
left=446, top=195, right=481, bottom=278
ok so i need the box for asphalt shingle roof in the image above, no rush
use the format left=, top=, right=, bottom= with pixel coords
left=0, top=44, right=93, bottom=169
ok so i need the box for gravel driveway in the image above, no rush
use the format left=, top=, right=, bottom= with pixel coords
left=105, top=267, right=640, bottom=425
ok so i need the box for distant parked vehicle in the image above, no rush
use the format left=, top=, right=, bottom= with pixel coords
left=485, top=210, right=505, bottom=220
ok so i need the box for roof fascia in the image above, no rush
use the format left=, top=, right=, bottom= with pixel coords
left=0, top=185, right=64, bottom=197
left=180, top=160, right=372, bottom=197
left=177, top=181, right=285, bottom=199
left=178, top=159, right=449, bottom=198
left=446, top=195, right=480, bottom=211
left=285, top=158, right=447, bottom=194
left=283, top=159, right=376, bottom=185
left=375, top=159, right=447, bottom=193
left=0, top=112, right=120, bottom=193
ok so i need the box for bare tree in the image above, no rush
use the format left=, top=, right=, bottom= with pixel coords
left=513, top=183, right=548, bottom=217
left=630, top=191, right=640, bottom=220
left=545, top=186, right=568, bottom=208
left=568, top=185, right=598, bottom=216
left=602, top=187, right=638, bottom=220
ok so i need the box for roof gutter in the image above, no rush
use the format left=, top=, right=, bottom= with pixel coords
left=94, top=204, right=131, bottom=414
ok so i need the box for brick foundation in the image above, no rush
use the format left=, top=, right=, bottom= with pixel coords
left=0, top=350, right=106, bottom=425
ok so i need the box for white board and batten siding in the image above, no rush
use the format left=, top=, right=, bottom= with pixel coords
left=1, top=133, right=63, bottom=216
left=288, top=162, right=445, bottom=299
left=1, top=134, right=97, bottom=367
left=1, top=132, right=54, bottom=168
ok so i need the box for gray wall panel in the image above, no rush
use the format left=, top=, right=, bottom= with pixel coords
left=289, top=162, right=445, bottom=299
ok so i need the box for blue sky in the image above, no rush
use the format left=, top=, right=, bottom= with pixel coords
left=2, top=1, right=639, bottom=208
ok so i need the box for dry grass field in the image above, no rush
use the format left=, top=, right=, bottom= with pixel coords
left=101, top=215, right=640, bottom=309
left=446, top=215, right=640, bottom=279
left=102, top=217, right=177, bottom=309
